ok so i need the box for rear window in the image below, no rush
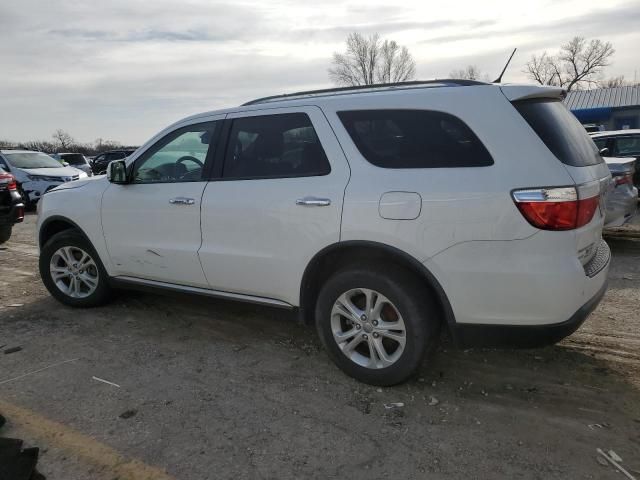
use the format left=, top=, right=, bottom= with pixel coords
left=337, top=109, right=493, bottom=168
left=513, top=99, right=603, bottom=167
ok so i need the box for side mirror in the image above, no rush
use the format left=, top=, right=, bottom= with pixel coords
left=599, top=147, right=610, bottom=156
left=62, top=161, right=70, bottom=167
left=107, top=160, right=128, bottom=184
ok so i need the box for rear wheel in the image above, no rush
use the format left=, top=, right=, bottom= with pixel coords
left=39, top=230, right=112, bottom=307
left=0, top=225, right=11, bottom=244
left=315, top=267, right=440, bottom=386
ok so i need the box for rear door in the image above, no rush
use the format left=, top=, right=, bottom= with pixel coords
left=198, top=106, right=350, bottom=305
left=509, top=95, right=611, bottom=265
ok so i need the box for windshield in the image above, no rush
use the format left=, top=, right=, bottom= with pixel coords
left=513, top=99, right=603, bottom=167
left=5, top=152, right=64, bottom=169
left=60, top=153, right=87, bottom=165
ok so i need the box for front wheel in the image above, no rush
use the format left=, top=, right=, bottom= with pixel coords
left=315, top=267, right=441, bottom=386
left=39, top=230, right=112, bottom=307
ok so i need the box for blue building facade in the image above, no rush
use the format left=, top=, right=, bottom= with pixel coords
left=564, top=86, right=640, bottom=130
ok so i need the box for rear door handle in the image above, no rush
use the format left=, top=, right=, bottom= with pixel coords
left=296, top=197, right=331, bottom=207
left=169, top=197, right=195, bottom=205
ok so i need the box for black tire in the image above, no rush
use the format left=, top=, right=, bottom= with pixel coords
left=39, top=229, right=112, bottom=307
left=0, top=225, right=11, bottom=244
left=17, top=187, right=32, bottom=211
left=315, top=266, right=441, bottom=386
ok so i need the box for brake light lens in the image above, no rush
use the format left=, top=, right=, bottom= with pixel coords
left=512, top=185, right=600, bottom=231
left=614, top=173, right=633, bottom=186
left=0, top=173, right=17, bottom=190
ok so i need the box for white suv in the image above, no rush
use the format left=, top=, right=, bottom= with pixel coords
left=36, top=81, right=612, bottom=385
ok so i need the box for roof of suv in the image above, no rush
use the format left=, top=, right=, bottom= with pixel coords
left=172, top=81, right=564, bottom=128
left=241, top=79, right=488, bottom=106
left=0, top=149, right=43, bottom=155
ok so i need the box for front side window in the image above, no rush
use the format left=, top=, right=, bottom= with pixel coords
left=223, top=113, right=330, bottom=179
left=614, top=136, right=640, bottom=156
left=338, top=109, right=493, bottom=169
left=133, top=122, right=218, bottom=184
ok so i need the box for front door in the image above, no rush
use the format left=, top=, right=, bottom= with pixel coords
left=101, top=117, right=224, bottom=287
left=198, top=107, right=350, bottom=304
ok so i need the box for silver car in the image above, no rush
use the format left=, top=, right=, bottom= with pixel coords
left=603, top=156, right=638, bottom=227
left=51, top=153, right=93, bottom=176
left=0, top=150, right=88, bottom=207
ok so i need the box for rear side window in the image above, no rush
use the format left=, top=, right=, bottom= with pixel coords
left=223, top=113, right=331, bottom=179
left=513, top=99, right=603, bottom=167
left=61, top=154, right=86, bottom=165
left=105, top=152, right=126, bottom=161
left=592, top=138, right=608, bottom=151
left=337, top=109, right=493, bottom=168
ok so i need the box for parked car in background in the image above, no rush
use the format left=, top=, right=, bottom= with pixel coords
left=36, top=81, right=612, bottom=385
left=603, top=157, right=638, bottom=227
left=583, top=124, right=602, bottom=133
left=91, top=149, right=136, bottom=175
left=591, top=130, right=640, bottom=189
left=0, top=150, right=88, bottom=208
left=0, top=166, right=24, bottom=244
left=51, top=153, right=93, bottom=176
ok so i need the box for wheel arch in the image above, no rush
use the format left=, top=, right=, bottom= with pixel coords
left=299, top=241, right=457, bottom=340
left=39, top=215, right=92, bottom=249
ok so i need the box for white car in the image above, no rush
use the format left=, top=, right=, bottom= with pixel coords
left=36, top=81, right=612, bottom=385
left=0, top=150, right=88, bottom=207
left=50, top=153, right=93, bottom=177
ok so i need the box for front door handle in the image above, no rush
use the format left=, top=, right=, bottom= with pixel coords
left=296, top=197, right=331, bottom=207
left=169, top=197, right=195, bottom=206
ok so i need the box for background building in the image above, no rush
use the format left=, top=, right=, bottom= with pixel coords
left=565, top=86, right=640, bottom=131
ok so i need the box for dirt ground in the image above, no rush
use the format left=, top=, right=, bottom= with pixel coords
left=1, top=213, right=639, bottom=480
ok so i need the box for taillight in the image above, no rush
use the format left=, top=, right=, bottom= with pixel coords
left=512, top=184, right=600, bottom=231
left=614, top=173, right=633, bottom=186
left=0, top=173, right=17, bottom=190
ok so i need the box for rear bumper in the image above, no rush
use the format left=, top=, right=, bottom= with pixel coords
left=454, top=277, right=608, bottom=349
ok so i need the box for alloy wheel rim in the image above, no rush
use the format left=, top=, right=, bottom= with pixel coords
left=330, top=288, right=407, bottom=369
left=50, top=246, right=99, bottom=299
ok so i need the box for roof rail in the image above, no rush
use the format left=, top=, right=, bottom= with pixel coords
left=241, top=79, right=488, bottom=106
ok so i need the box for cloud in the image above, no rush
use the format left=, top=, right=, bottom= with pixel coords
left=49, top=28, right=219, bottom=43
left=1, top=0, right=639, bottom=144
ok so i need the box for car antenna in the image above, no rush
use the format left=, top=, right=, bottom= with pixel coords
left=493, top=48, right=517, bottom=83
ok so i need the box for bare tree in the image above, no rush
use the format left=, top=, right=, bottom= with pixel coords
left=449, top=65, right=486, bottom=81
left=598, top=75, right=632, bottom=88
left=329, top=32, right=416, bottom=86
left=525, top=37, right=614, bottom=92
left=52, top=129, right=75, bottom=151
left=21, top=140, right=58, bottom=153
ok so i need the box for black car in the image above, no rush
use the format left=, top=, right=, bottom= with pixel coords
left=0, top=167, right=24, bottom=244
left=91, top=149, right=136, bottom=175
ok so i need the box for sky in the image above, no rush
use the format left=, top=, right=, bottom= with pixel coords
left=1, top=0, right=639, bottom=145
